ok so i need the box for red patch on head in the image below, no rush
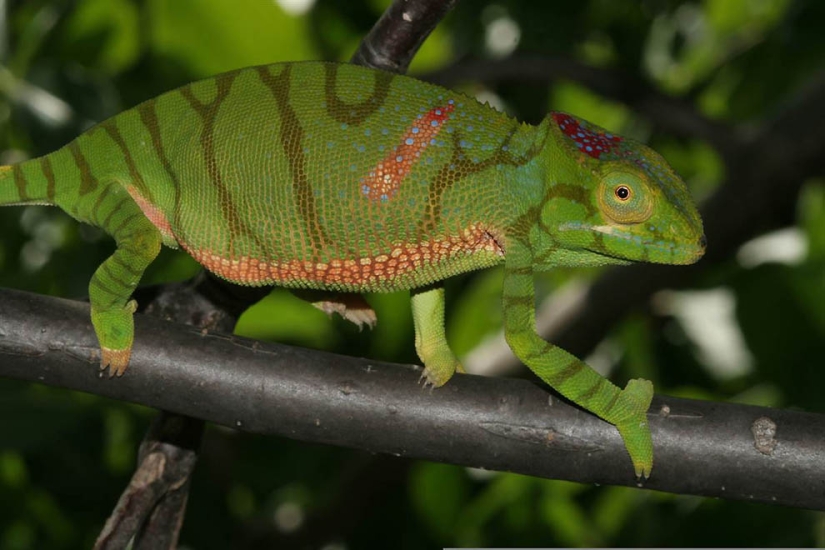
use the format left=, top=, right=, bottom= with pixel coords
left=552, top=113, right=622, bottom=159
left=361, top=103, right=454, bottom=202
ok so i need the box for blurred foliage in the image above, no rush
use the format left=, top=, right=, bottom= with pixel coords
left=0, top=0, right=823, bottom=548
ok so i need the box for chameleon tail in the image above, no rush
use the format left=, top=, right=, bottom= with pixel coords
left=0, top=158, right=55, bottom=206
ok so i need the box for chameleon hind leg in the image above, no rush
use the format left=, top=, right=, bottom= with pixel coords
left=411, top=284, right=465, bottom=388
left=502, top=239, right=654, bottom=478
left=86, top=184, right=162, bottom=376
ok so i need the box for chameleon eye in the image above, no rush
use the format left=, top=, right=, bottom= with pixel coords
left=615, top=186, right=631, bottom=201
left=599, top=171, right=653, bottom=224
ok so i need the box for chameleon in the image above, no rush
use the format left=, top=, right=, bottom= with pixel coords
left=0, top=61, right=704, bottom=477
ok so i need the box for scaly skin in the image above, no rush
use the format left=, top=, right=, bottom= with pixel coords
left=0, top=61, right=705, bottom=477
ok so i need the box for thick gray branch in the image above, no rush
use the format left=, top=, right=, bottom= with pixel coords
left=1, top=288, right=823, bottom=511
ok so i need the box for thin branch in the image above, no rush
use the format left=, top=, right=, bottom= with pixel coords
left=94, top=413, right=204, bottom=550
left=351, top=0, right=459, bottom=72
left=1, top=288, right=823, bottom=511
left=92, top=273, right=259, bottom=547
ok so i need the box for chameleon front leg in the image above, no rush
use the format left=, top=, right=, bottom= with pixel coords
left=502, top=239, right=654, bottom=478
left=86, top=184, right=162, bottom=376
left=411, top=284, right=465, bottom=387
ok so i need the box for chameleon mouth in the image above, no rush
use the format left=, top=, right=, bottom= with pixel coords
left=586, top=233, right=706, bottom=266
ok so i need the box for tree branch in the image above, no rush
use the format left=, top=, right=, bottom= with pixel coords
left=351, top=0, right=459, bottom=72
left=1, top=288, right=823, bottom=511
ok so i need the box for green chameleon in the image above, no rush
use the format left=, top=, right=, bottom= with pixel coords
left=0, top=61, right=704, bottom=477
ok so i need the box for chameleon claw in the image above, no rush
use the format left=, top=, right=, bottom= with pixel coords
left=100, top=347, right=132, bottom=377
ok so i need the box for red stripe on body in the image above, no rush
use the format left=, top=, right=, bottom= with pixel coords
left=360, top=103, right=454, bottom=202
left=183, top=224, right=502, bottom=286
left=126, top=186, right=175, bottom=241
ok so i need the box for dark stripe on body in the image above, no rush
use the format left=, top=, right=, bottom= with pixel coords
left=603, top=391, right=622, bottom=416
left=90, top=183, right=116, bottom=226
left=323, top=63, right=394, bottom=126
left=40, top=157, right=56, bottom=202
left=547, top=360, right=583, bottom=387
left=12, top=164, right=28, bottom=201
left=256, top=64, right=328, bottom=256
left=179, top=71, right=267, bottom=254
left=420, top=123, right=549, bottom=236
left=576, top=378, right=606, bottom=403
left=548, top=183, right=597, bottom=217
left=502, top=295, right=533, bottom=307
left=67, top=141, right=99, bottom=196
left=137, top=101, right=182, bottom=225
left=101, top=119, right=155, bottom=203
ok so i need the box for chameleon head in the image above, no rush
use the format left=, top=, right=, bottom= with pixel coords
left=535, top=112, right=706, bottom=267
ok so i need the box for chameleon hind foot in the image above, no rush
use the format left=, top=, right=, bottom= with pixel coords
left=91, top=300, right=137, bottom=377
left=611, top=378, right=654, bottom=479
left=312, top=295, right=376, bottom=330
left=293, top=290, right=377, bottom=330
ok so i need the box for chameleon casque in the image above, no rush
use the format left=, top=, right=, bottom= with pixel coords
left=0, top=61, right=704, bottom=477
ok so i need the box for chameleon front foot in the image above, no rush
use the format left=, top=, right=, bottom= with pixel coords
left=100, top=347, right=132, bottom=377
left=611, top=378, right=654, bottom=479
left=91, top=300, right=137, bottom=377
